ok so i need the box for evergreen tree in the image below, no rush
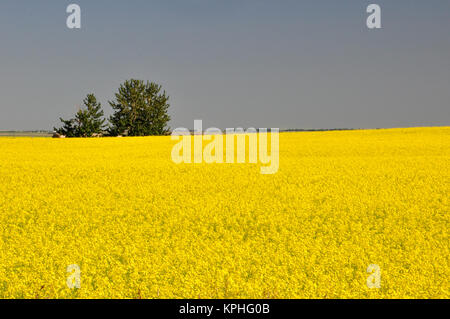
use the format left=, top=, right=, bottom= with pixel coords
left=54, top=118, right=77, bottom=137
left=54, top=94, right=105, bottom=137
left=108, top=79, right=171, bottom=136
left=74, top=94, right=106, bottom=137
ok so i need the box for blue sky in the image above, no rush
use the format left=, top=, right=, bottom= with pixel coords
left=0, top=0, right=449, bottom=130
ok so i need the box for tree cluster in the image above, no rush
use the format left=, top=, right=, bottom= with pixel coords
left=54, top=79, right=171, bottom=137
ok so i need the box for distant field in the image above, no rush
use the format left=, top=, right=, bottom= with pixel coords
left=0, top=131, right=52, bottom=137
left=0, top=127, right=448, bottom=298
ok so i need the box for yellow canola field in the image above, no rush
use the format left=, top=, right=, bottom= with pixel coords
left=0, top=127, right=448, bottom=299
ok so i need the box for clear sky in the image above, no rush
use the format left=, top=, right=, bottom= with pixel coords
left=0, top=0, right=449, bottom=130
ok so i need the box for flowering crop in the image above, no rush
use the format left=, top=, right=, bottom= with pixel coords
left=0, top=127, right=448, bottom=298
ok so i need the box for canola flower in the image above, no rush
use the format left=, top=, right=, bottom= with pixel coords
left=0, top=127, right=448, bottom=299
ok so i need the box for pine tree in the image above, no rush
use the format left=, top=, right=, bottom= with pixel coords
left=75, top=94, right=106, bottom=137
left=54, top=94, right=106, bottom=137
left=54, top=118, right=77, bottom=137
left=108, top=79, right=171, bottom=136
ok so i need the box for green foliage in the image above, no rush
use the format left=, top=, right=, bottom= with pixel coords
left=75, top=94, right=106, bottom=137
left=54, top=80, right=171, bottom=137
left=54, top=118, right=77, bottom=137
left=108, top=79, right=171, bottom=136
left=54, top=94, right=106, bottom=137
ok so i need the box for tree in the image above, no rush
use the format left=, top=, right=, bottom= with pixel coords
left=108, top=79, right=171, bottom=136
left=54, top=94, right=106, bottom=137
left=75, top=94, right=106, bottom=137
left=54, top=118, right=77, bottom=137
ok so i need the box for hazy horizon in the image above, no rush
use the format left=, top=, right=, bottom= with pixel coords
left=1, top=125, right=450, bottom=133
left=1, top=0, right=449, bottom=131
